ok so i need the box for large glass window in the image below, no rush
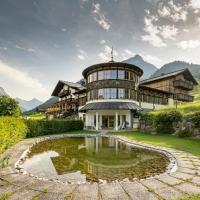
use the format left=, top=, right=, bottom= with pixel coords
left=110, top=88, right=117, bottom=99
left=88, top=72, right=97, bottom=83
left=118, top=70, right=125, bottom=79
left=98, top=71, right=103, bottom=80
left=118, top=88, right=125, bottom=99
left=111, top=70, right=117, bottom=79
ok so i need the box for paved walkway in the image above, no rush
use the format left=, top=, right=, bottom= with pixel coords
left=0, top=134, right=200, bottom=200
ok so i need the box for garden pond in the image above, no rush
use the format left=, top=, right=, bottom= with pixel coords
left=21, top=136, right=169, bottom=183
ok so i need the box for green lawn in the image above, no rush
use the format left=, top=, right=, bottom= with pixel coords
left=150, top=101, right=200, bottom=116
left=109, top=131, right=200, bottom=157
left=178, top=194, right=200, bottom=200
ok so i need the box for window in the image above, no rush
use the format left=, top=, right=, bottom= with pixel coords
left=118, top=70, right=125, bottom=79
left=111, top=70, right=117, bottom=79
left=118, top=88, right=125, bottom=99
left=88, top=72, right=97, bottom=83
left=125, top=89, right=130, bottom=99
left=125, top=71, right=129, bottom=80
left=130, top=72, right=133, bottom=81
left=110, top=88, right=117, bottom=99
left=98, top=71, right=104, bottom=80
left=98, top=89, right=104, bottom=99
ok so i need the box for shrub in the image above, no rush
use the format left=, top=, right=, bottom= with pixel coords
left=0, top=96, right=21, bottom=116
left=0, top=117, right=27, bottom=154
left=177, top=129, right=193, bottom=138
left=140, top=113, right=154, bottom=126
left=154, top=111, right=182, bottom=134
left=25, top=119, right=84, bottom=138
left=190, top=112, right=200, bottom=130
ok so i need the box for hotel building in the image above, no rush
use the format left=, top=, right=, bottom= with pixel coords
left=47, top=60, right=198, bottom=131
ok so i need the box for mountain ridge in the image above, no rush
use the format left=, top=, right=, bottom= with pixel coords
left=16, top=97, right=43, bottom=112
left=123, top=54, right=158, bottom=80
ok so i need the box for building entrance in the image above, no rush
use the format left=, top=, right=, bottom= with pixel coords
left=102, top=115, right=115, bottom=129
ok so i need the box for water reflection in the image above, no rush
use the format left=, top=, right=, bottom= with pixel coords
left=22, top=137, right=169, bottom=183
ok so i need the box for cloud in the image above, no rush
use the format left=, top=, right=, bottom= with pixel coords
left=0, top=47, right=8, bottom=51
left=77, top=49, right=87, bottom=60
left=159, top=25, right=178, bottom=40
left=100, top=40, right=106, bottom=44
left=191, top=0, right=200, bottom=9
left=61, top=28, right=66, bottom=32
left=15, top=45, right=36, bottom=53
left=177, top=40, right=200, bottom=49
left=141, top=16, right=167, bottom=47
left=98, top=45, right=118, bottom=61
left=92, top=3, right=111, bottom=30
left=124, top=49, right=135, bottom=56
left=0, top=60, right=49, bottom=101
left=158, top=0, right=188, bottom=22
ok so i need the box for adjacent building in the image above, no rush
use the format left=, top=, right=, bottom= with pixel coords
left=47, top=61, right=198, bottom=130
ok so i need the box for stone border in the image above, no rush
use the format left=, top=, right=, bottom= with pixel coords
left=14, top=134, right=177, bottom=184
left=1, top=134, right=200, bottom=200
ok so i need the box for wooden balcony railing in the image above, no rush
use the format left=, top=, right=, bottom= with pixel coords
left=173, top=80, right=193, bottom=90
left=58, top=90, right=71, bottom=98
left=175, top=93, right=194, bottom=102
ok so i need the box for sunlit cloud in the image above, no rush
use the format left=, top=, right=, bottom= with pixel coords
left=92, top=3, right=111, bottom=30
left=0, top=60, right=49, bottom=101
left=77, top=49, right=88, bottom=60
left=177, top=40, right=200, bottom=49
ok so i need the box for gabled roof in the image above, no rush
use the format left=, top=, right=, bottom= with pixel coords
left=52, top=80, right=85, bottom=96
left=140, top=68, right=198, bottom=85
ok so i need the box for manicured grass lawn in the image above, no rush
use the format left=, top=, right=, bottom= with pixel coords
left=109, top=131, right=200, bottom=157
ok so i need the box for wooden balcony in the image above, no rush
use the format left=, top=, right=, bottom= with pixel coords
left=58, top=90, right=71, bottom=98
left=173, top=80, right=193, bottom=90
left=175, top=93, right=194, bottom=102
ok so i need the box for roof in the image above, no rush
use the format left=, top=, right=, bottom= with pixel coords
left=79, top=102, right=142, bottom=112
left=82, top=62, right=143, bottom=78
left=140, top=68, right=198, bottom=85
left=52, top=80, right=85, bottom=96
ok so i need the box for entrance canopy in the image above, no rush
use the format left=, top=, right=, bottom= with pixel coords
left=79, top=102, right=142, bottom=112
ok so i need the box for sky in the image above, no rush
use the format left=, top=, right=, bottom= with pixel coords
left=0, top=0, right=200, bottom=101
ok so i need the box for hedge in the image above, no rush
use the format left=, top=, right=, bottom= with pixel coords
left=25, top=119, right=84, bottom=138
left=0, top=117, right=27, bottom=154
left=0, top=117, right=84, bottom=154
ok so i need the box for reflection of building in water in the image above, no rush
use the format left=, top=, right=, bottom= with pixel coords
left=86, top=160, right=139, bottom=180
left=84, top=136, right=132, bottom=155
left=85, top=137, right=103, bottom=154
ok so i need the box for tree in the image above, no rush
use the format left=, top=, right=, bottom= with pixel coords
left=0, top=96, right=21, bottom=116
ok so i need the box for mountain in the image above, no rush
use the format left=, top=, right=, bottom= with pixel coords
left=123, top=55, right=158, bottom=79
left=24, top=97, right=59, bottom=114
left=0, top=87, right=8, bottom=96
left=16, top=98, right=43, bottom=112
left=151, top=61, right=200, bottom=80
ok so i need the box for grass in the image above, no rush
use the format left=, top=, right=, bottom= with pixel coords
left=109, top=131, right=200, bottom=158
left=192, top=80, right=200, bottom=101
left=150, top=101, right=200, bottom=116
left=178, top=194, right=200, bottom=200
left=24, top=112, right=46, bottom=120
left=0, top=193, right=12, bottom=200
